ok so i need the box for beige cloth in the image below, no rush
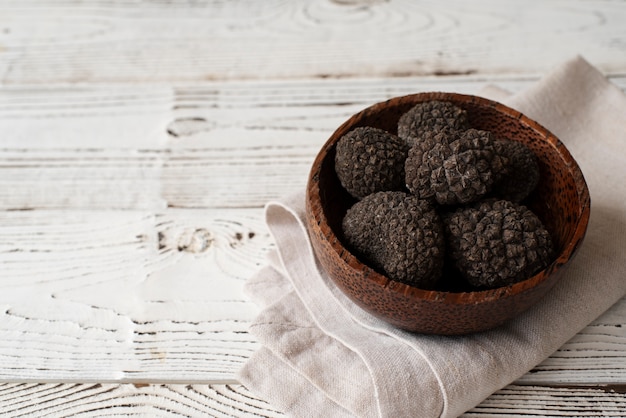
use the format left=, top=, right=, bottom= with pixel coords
left=237, top=56, right=626, bottom=418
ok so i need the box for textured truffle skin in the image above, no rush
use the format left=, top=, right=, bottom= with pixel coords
left=342, top=191, right=444, bottom=288
left=335, top=127, right=409, bottom=199
left=397, top=101, right=469, bottom=146
left=405, top=129, right=508, bottom=205
left=443, top=199, right=554, bottom=288
left=492, top=139, right=540, bottom=202
left=403, top=129, right=456, bottom=201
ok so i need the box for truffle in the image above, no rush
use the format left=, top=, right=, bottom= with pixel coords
left=335, top=127, right=409, bottom=199
left=342, top=191, right=444, bottom=288
left=397, top=101, right=469, bottom=146
left=405, top=128, right=508, bottom=205
left=443, top=199, right=554, bottom=288
left=492, top=139, right=540, bottom=202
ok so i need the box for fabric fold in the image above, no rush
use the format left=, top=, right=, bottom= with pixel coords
left=261, top=199, right=445, bottom=417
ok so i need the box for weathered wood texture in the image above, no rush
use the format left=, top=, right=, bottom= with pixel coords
left=0, top=383, right=624, bottom=417
left=2, top=0, right=626, bottom=415
left=0, top=77, right=606, bottom=210
left=2, top=0, right=626, bottom=83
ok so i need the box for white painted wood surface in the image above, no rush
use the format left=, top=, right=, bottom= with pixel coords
left=3, top=0, right=626, bottom=82
left=1, top=0, right=626, bottom=416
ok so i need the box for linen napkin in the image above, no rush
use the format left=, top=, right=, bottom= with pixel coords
left=237, top=56, right=626, bottom=418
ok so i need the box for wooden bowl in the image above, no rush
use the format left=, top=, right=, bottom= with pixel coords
left=305, top=92, right=590, bottom=335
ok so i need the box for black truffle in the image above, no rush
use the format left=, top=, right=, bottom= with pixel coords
left=397, top=101, right=469, bottom=146
left=405, top=128, right=508, bottom=205
left=443, top=199, right=554, bottom=288
left=492, top=139, right=540, bottom=202
left=335, top=127, right=409, bottom=199
left=342, top=191, right=444, bottom=288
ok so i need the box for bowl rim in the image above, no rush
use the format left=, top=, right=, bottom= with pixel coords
left=307, top=91, right=591, bottom=306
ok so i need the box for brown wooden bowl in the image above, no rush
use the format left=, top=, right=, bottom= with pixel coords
left=305, top=92, right=590, bottom=335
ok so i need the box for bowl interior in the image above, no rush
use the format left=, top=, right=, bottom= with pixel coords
left=306, top=92, right=590, bottom=333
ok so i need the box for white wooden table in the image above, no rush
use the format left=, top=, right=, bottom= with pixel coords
left=1, top=1, right=625, bottom=416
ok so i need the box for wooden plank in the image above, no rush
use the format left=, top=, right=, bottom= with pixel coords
left=1, top=77, right=625, bottom=210
left=0, top=206, right=625, bottom=383
left=2, top=0, right=626, bottom=83
left=0, top=383, right=624, bottom=417
left=0, top=208, right=268, bottom=381
left=0, top=78, right=481, bottom=210
left=0, top=383, right=283, bottom=417
left=463, top=384, right=626, bottom=417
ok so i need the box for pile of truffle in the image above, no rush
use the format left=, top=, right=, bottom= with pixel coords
left=335, top=100, right=554, bottom=291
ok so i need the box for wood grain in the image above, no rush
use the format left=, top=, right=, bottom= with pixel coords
left=2, top=0, right=626, bottom=83
left=463, top=384, right=626, bottom=417
left=0, top=209, right=268, bottom=381
left=1, top=77, right=624, bottom=210
left=0, top=383, right=624, bottom=417
left=0, top=383, right=284, bottom=417
left=2, top=3, right=626, bottom=409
